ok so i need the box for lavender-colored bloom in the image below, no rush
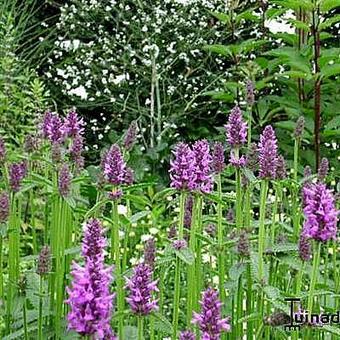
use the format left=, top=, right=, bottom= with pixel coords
left=294, top=116, right=305, bottom=139
left=302, top=183, right=338, bottom=242
left=37, top=245, right=51, bottom=276
left=304, top=165, right=312, bottom=179
left=184, top=195, right=194, bottom=229
left=180, top=330, right=196, bottom=340
left=225, top=106, right=247, bottom=148
left=212, top=142, right=225, bottom=174
left=124, top=167, right=134, bottom=185
left=226, top=208, right=235, bottom=223
left=0, top=192, right=9, bottom=223
left=246, top=80, right=255, bottom=106
left=192, top=287, right=231, bottom=339
left=24, top=134, right=39, bottom=153
left=58, top=164, right=72, bottom=197
left=237, top=231, right=250, bottom=257
left=258, top=125, right=278, bottom=179
left=168, top=225, right=177, bottom=239
left=63, top=110, right=85, bottom=138
left=126, top=263, right=158, bottom=315
left=144, top=238, right=156, bottom=268
left=192, top=139, right=213, bottom=193
left=102, top=144, right=126, bottom=185
left=43, top=112, right=65, bottom=144
left=169, top=142, right=197, bottom=191
left=0, top=137, right=6, bottom=162
left=70, top=134, right=85, bottom=172
left=9, top=162, right=27, bottom=192
left=275, top=155, right=287, bottom=180
left=246, top=142, right=258, bottom=171
left=66, top=219, right=116, bottom=339
left=51, top=143, right=62, bottom=163
left=264, top=312, right=290, bottom=326
left=302, top=166, right=313, bottom=206
left=107, top=189, right=123, bottom=200
left=229, top=153, right=246, bottom=168
left=317, top=157, right=329, bottom=182
left=124, top=120, right=138, bottom=151
left=172, top=239, right=187, bottom=250
left=298, top=234, right=311, bottom=262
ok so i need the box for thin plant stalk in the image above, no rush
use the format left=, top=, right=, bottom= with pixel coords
left=172, top=191, right=186, bottom=340
left=217, top=174, right=225, bottom=303
left=23, top=296, right=28, bottom=340
left=38, top=276, right=43, bottom=340
left=138, top=316, right=144, bottom=340
left=258, top=180, right=268, bottom=282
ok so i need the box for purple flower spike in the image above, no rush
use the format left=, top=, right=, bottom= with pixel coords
left=0, top=191, right=10, bottom=223
left=225, top=106, right=247, bottom=148
left=70, top=135, right=85, bottom=172
left=43, top=112, right=65, bottom=144
left=169, top=142, right=197, bottom=191
left=124, top=120, right=138, bottom=151
left=302, top=183, right=338, bottom=242
left=66, top=219, right=116, bottom=339
left=275, top=155, right=287, bottom=180
left=63, top=110, right=85, bottom=138
left=192, top=287, right=231, bottom=339
left=212, top=142, right=225, bottom=174
left=9, top=162, right=27, bottom=192
left=0, top=137, right=6, bottom=162
left=144, top=238, right=156, bottom=268
left=180, top=330, right=196, bottom=340
left=102, top=144, right=126, bottom=185
left=192, top=140, right=213, bottom=193
left=124, top=167, right=134, bottom=185
left=317, top=157, right=329, bottom=182
left=229, top=153, right=246, bottom=168
left=172, top=239, right=187, bottom=250
left=258, top=125, right=278, bottom=180
left=246, top=80, right=255, bottom=106
left=41, top=111, right=53, bottom=139
left=298, top=234, right=311, bottom=262
left=294, top=116, right=305, bottom=139
left=58, top=164, right=72, bottom=197
left=126, top=263, right=158, bottom=316
left=184, top=195, right=194, bottom=229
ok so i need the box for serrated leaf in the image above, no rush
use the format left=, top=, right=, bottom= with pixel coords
left=175, top=247, right=195, bottom=265
left=229, top=262, right=247, bottom=281
left=153, top=312, right=173, bottom=335
left=269, top=243, right=298, bottom=253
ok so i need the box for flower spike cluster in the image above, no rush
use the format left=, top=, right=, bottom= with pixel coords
left=212, top=142, right=225, bottom=174
left=0, top=191, right=9, bottom=223
left=9, top=162, right=27, bottom=192
left=258, top=125, right=278, bottom=179
left=225, top=105, right=247, bottom=147
left=302, top=183, right=338, bottom=242
left=62, top=110, right=85, bottom=138
left=126, top=263, right=158, bottom=315
left=102, top=144, right=127, bottom=185
left=192, top=287, right=231, bottom=339
left=66, top=219, right=116, bottom=339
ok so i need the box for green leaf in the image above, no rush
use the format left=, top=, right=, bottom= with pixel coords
left=325, top=116, right=340, bottom=130
left=322, top=325, right=340, bottom=336
left=129, top=211, right=149, bottom=224
left=123, top=326, right=138, bottom=340
left=319, top=15, right=340, bottom=30
left=152, top=188, right=176, bottom=202
left=203, top=44, right=235, bottom=58
left=203, top=91, right=234, bottom=102
left=153, top=312, right=173, bottom=335
left=321, top=64, right=340, bottom=79
left=320, top=0, right=340, bottom=12
left=211, top=11, right=230, bottom=24
left=174, top=247, right=195, bottom=265
left=229, top=262, right=247, bottom=281
left=269, top=243, right=298, bottom=253
left=264, top=285, right=281, bottom=300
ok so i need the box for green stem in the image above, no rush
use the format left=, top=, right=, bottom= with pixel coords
left=217, top=175, right=225, bottom=302
left=112, top=200, right=124, bottom=339
left=172, top=192, right=186, bottom=340
left=247, top=105, right=252, bottom=147
left=307, top=242, right=321, bottom=317
left=38, top=276, right=43, bottom=340
left=138, top=316, right=144, bottom=340
left=258, top=180, right=268, bottom=283
left=23, top=297, right=28, bottom=340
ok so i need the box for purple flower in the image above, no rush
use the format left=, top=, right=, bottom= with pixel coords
left=144, top=238, right=156, bottom=268
left=229, top=153, right=246, bottom=168
left=24, top=135, right=39, bottom=153
left=169, top=142, right=197, bottom=191
left=126, top=263, right=158, bottom=315
left=0, top=137, right=6, bottom=162
left=70, top=135, right=85, bottom=172
left=124, top=167, right=134, bottom=185
left=168, top=225, right=177, bottom=239
left=184, top=195, right=194, bottom=229
left=102, top=144, right=126, bottom=185
left=225, top=106, right=247, bottom=148
left=0, top=191, right=10, bottom=223
left=66, top=219, right=116, bottom=339
left=58, top=164, right=72, bottom=197
left=275, top=155, right=287, bottom=180
left=192, top=287, right=231, bottom=339
left=237, top=231, right=250, bottom=257
left=294, top=116, right=305, bottom=139
left=258, top=125, right=278, bottom=180
left=180, top=330, right=196, bottom=340
left=205, top=223, right=216, bottom=237
left=9, top=162, right=27, bottom=192
left=226, top=208, right=235, bottom=223
left=62, top=110, right=85, bottom=138
left=317, top=157, right=329, bottom=182
left=246, top=142, right=258, bottom=171
left=192, top=140, right=213, bottom=193
left=124, top=120, right=138, bottom=151
left=37, top=245, right=51, bottom=276
left=246, top=80, right=255, bottom=106
left=172, top=239, right=187, bottom=250
left=298, top=234, right=311, bottom=262
left=302, top=183, right=338, bottom=242
left=51, top=143, right=62, bottom=163
left=42, top=112, right=65, bottom=144
left=212, top=142, right=225, bottom=174
left=107, top=189, right=123, bottom=200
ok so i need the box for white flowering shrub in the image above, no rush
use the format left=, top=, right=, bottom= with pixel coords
left=45, top=0, right=234, bottom=148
